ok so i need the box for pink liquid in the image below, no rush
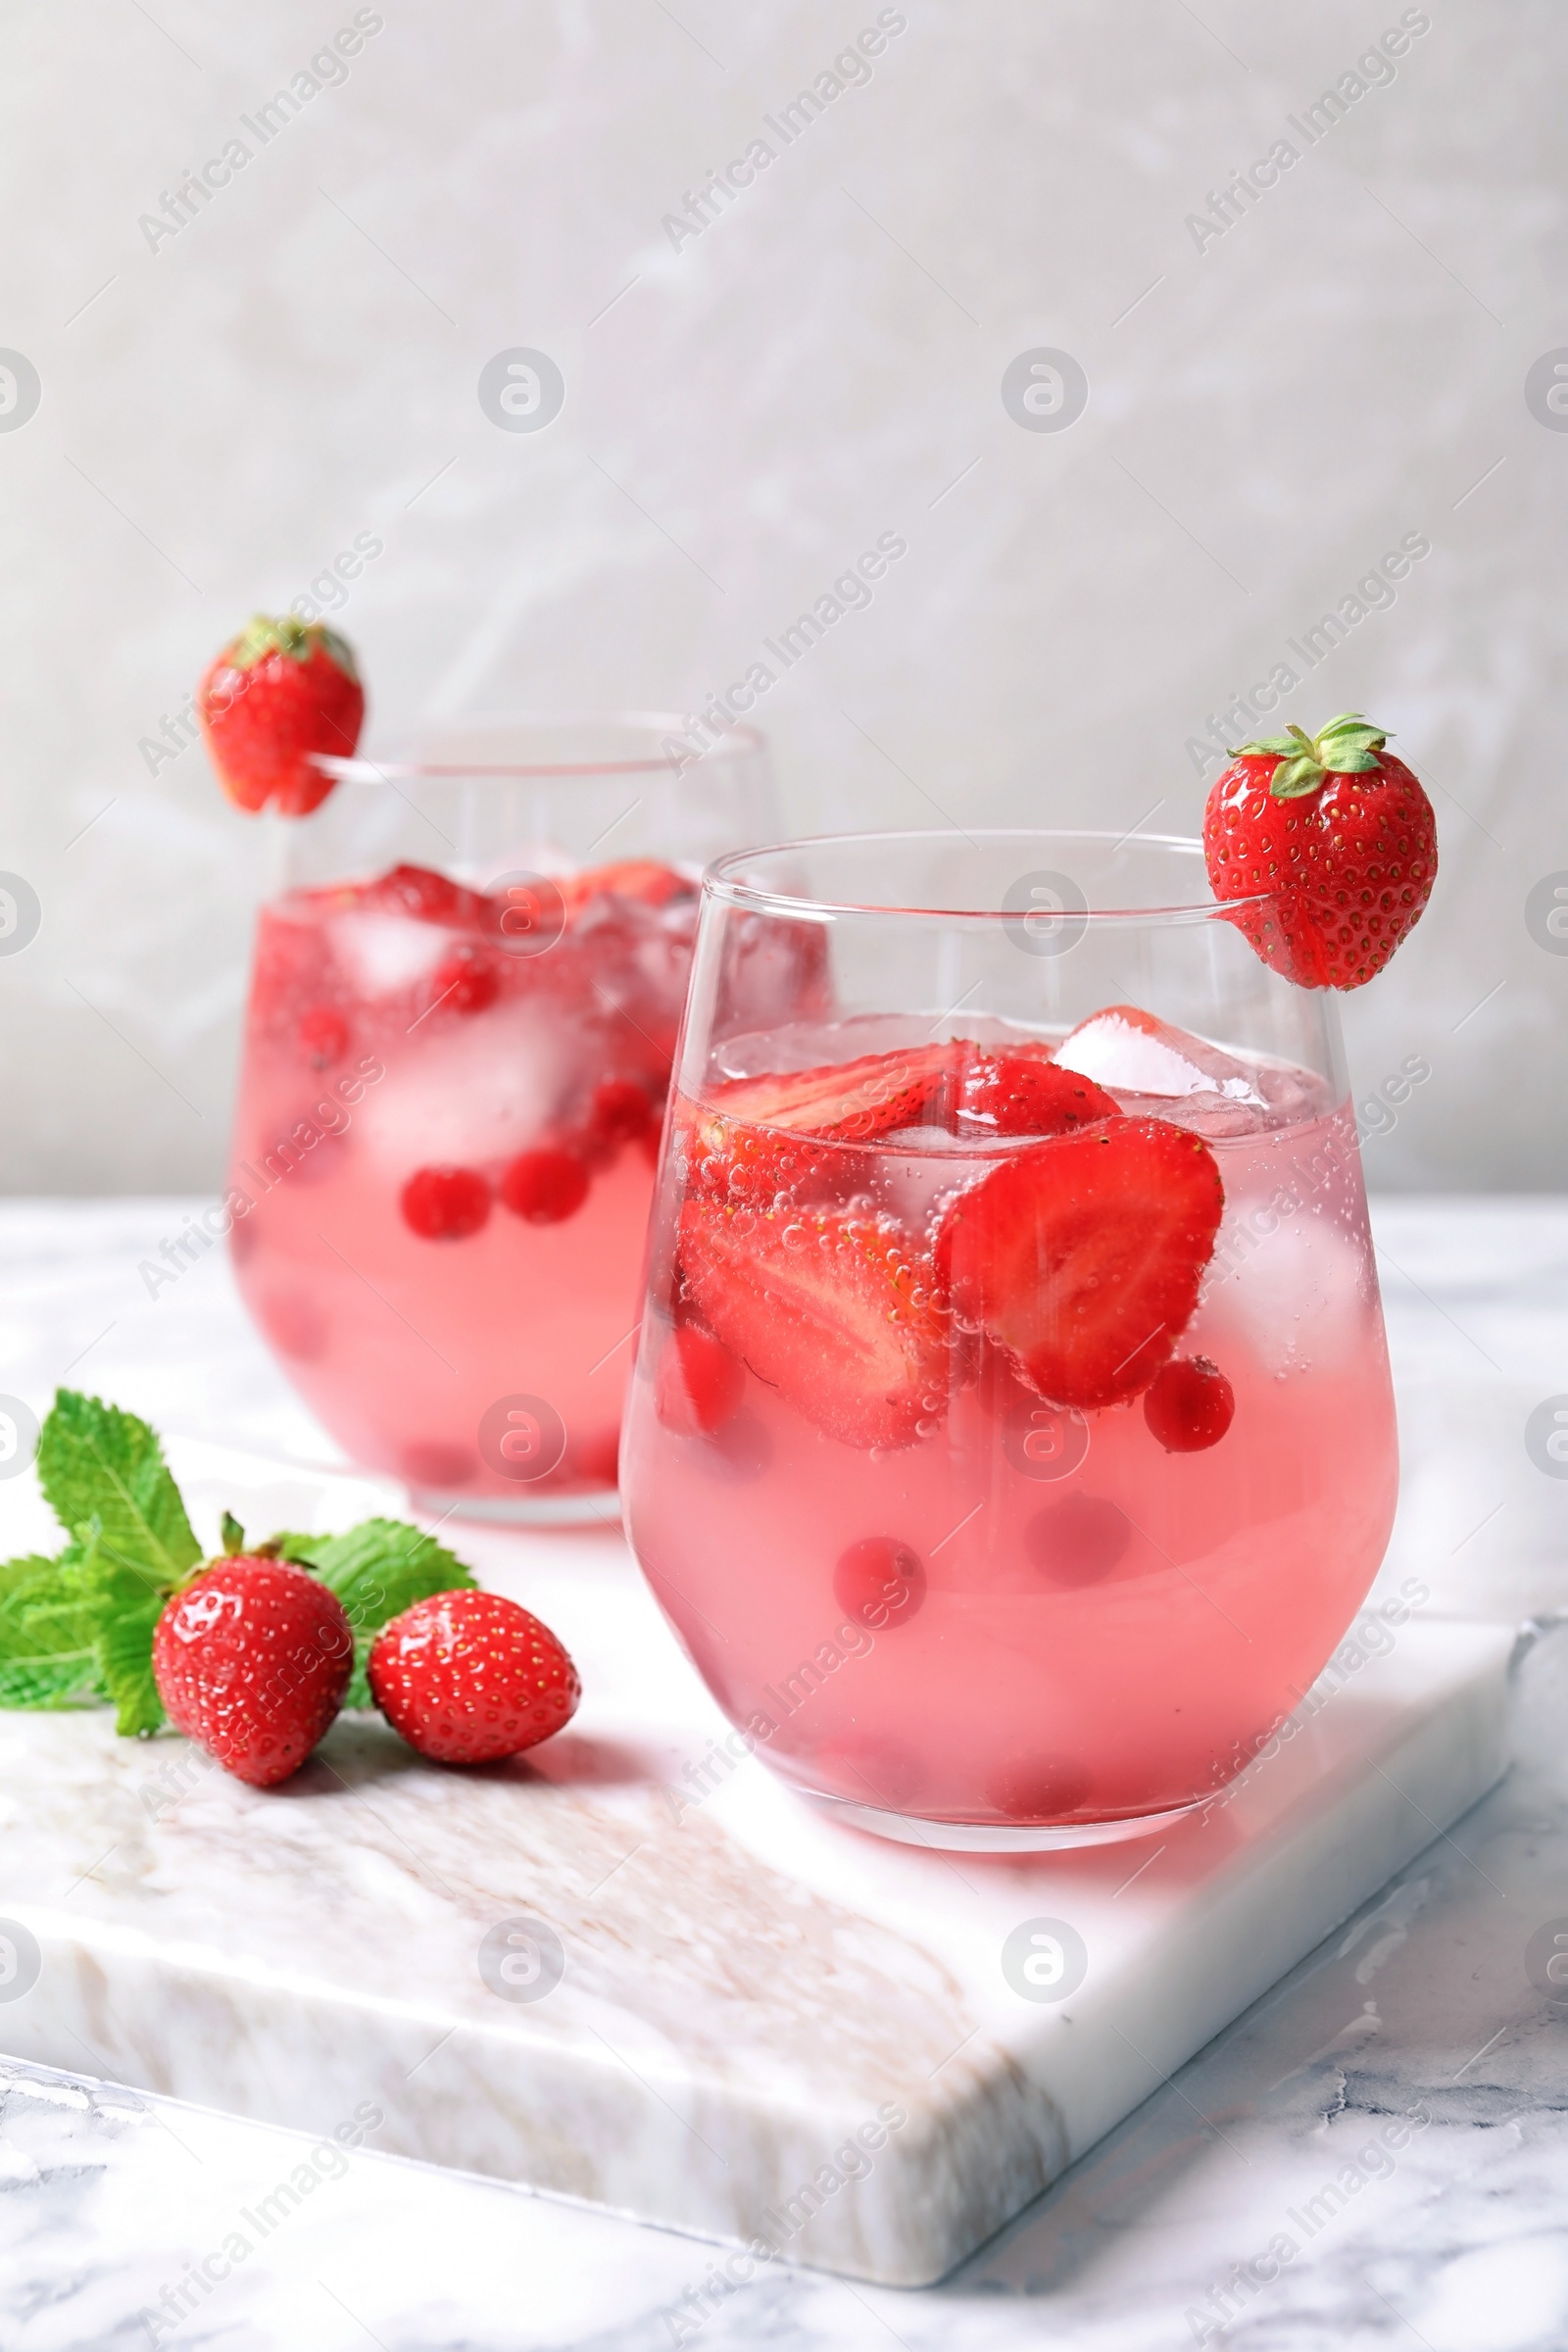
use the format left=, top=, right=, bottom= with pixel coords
left=623, top=1032, right=1399, bottom=1827
left=228, top=875, right=693, bottom=1501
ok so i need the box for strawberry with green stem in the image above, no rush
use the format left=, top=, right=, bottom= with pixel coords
left=198, top=614, right=366, bottom=815
left=0, top=1392, right=580, bottom=1787
left=1202, top=710, right=1437, bottom=989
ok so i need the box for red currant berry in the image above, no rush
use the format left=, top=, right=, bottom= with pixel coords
left=589, top=1078, right=651, bottom=1147
left=832, top=1536, right=926, bottom=1631
left=400, top=1165, right=491, bottom=1241
left=1143, top=1354, right=1235, bottom=1452
left=655, top=1326, right=744, bottom=1438
left=499, top=1148, right=589, bottom=1225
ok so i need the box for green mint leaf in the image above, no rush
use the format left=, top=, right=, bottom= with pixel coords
left=344, top=1647, right=374, bottom=1713
left=37, top=1392, right=200, bottom=1588
left=277, top=1517, right=476, bottom=1633
left=0, top=1654, right=105, bottom=1708
left=0, top=1544, right=109, bottom=1708
left=80, top=1532, right=169, bottom=1737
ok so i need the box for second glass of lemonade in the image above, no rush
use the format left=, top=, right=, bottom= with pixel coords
left=227, top=717, right=776, bottom=1521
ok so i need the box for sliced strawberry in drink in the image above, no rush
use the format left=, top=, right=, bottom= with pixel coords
left=703, top=1044, right=951, bottom=1143
left=362, top=863, right=487, bottom=927
left=678, top=1201, right=949, bottom=1450
left=559, top=858, right=695, bottom=917
left=936, top=1119, right=1224, bottom=1410
left=429, top=945, right=498, bottom=1016
left=943, top=1045, right=1120, bottom=1139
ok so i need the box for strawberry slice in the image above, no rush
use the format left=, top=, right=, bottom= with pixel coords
left=559, top=858, right=696, bottom=916
left=678, top=1200, right=949, bottom=1449
left=684, top=1045, right=954, bottom=1204
left=703, top=1044, right=950, bottom=1146
left=942, top=1046, right=1120, bottom=1138
left=936, top=1119, right=1224, bottom=1410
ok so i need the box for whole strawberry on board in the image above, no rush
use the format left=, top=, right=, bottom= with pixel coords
left=153, top=1551, right=354, bottom=1788
left=197, top=613, right=365, bottom=815
left=368, top=1590, right=581, bottom=1765
left=1202, top=712, right=1436, bottom=989
left=0, top=1390, right=579, bottom=1790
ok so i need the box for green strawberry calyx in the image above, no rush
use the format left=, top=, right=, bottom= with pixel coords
left=225, top=613, right=360, bottom=682
left=1229, top=711, right=1391, bottom=800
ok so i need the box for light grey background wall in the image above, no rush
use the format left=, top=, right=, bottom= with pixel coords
left=1, top=0, right=1562, bottom=1193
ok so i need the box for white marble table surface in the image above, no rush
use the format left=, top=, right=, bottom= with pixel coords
left=0, top=1197, right=1565, bottom=2352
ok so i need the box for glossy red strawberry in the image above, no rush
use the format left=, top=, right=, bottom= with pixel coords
left=937, top=1118, right=1224, bottom=1410
left=198, top=615, right=365, bottom=816
left=678, top=1200, right=949, bottom=1450
left=368, top=1590, right=580, bottom=1765
left=152, top=1557, right=353, bottom=1788
left=1202, top=712, right=1437, bottom=989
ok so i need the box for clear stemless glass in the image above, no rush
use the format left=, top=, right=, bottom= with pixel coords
left=620, top=831, right=1400, bottom=1848
left=225, top=715, right=776, bottom=1523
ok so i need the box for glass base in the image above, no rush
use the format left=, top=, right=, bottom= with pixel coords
left=408, top=1483, right=622, bottom=1531
left=802, top=1790, right=1202, bottom=1852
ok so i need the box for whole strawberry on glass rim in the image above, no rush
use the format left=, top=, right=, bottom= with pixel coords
left=1202, top=711, right=1436, bottom=988
left=198, top=613, right=365, bottom=815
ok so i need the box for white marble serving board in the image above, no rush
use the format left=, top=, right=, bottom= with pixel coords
left=0, top=1438, right=1516, bottom=2287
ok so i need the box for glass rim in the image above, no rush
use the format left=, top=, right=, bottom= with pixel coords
left=704, top=827, right=1276, bottom=922
left=313, top=709, right=763, bottom=785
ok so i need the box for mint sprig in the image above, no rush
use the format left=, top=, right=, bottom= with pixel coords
left=0, top=1391, right=477, bottom=1736
left=0, top=1543, right=105, bottom=1709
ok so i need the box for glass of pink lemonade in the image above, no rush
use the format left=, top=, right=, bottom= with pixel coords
left=227, top=716, right=775, bottom=1522
left=621, top=832, right=1399, bottom=1846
